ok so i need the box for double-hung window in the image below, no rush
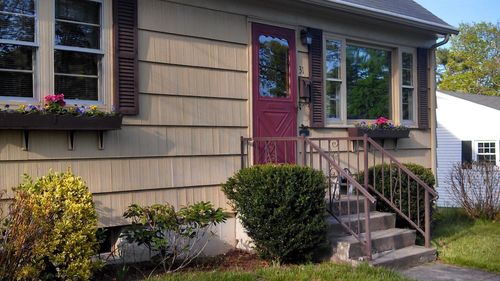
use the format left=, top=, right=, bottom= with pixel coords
left=475, top=141, right=497, bottom=165
left=0, top=0, right=36, bottom=99
left=325, top=39, right=342, bottom=121
left=401, top=51, right=415, bottom=122
left=54, top=0, right=102, bottom=101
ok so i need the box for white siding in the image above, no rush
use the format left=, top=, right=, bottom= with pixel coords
left=436, top=91, right=500, bottom=206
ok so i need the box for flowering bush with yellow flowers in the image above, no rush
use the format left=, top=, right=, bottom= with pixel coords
left=1, top=94, right=117, bottom=117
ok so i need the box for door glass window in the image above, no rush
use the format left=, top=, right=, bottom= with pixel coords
left=258, top=35, right=289, bottom=98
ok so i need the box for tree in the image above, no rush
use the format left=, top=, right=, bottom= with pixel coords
left=437, top=22, right=499, bottom=96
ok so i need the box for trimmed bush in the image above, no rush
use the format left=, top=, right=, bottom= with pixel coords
left=359, top=163, right=436, bottom=230
left=17, top=171, right=100, bottom=280
left=222, top=164, right=327, bottom=264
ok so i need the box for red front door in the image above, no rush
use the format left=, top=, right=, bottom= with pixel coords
left=252, top=23, right=297, bottom=164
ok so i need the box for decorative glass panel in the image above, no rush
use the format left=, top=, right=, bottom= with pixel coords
left=326, top=81, right=341, bottom=119
left=346, top=45, right=391, bottom=119
left=55, top=75, right=98, bottom=101
left=326, top=40, right=341, bottom=79
left=0, top=44, right=33, bottom=97
left=0, top=0, right=35, bottom=15
left=55, top=0, right=100, bottom=24
left=258, top=35, right=289, bottom=98
left=0, top=12, right=34, bottom=42
left=402, top=88, right=413, bottom=121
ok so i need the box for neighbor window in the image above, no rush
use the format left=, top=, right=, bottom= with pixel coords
left=54, top=0, right=102, bottom=101
left=325, top=39, right=342, bottom=120
left=0, top=0, right=36, bottom=98
left=476, top=141, right=496, bottom=164
left=401, top=52, right=415, bottom=122
left=346, top=44, right=391, bottom=120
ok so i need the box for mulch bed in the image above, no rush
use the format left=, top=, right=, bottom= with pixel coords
left=92, top=249, right=269, bottom=281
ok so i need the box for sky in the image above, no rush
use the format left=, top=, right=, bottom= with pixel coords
left=414, top=0, right=500, bottom=27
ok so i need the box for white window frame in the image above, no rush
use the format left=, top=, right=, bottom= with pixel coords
left=53, top=0, right=104, bottom=105
left=323, top=36, right=345, bottom=124
left=473, top=141, right=499, bottom=166
left=0, top=0, right=39, bottom=103
left=400, top=48, right=417, bottom=125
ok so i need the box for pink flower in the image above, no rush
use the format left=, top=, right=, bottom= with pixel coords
left=375, top=116, right=389, bottom=126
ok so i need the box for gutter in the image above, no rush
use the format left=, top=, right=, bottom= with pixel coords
left=430, top=34, right=451, bottom=50
left=300, top=0, right=459, bottom=35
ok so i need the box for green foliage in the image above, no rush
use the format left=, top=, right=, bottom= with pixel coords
left=438, top=22, right=500, bottom=96
left=149, top=262, right=413, bottom=281
left=16, top=171, right=100, bottom=281
left=359, top=163, right=436, bottom=231
left=122, top=201, right=227, bottom=274
left=222, top=164, right=327, bottom=264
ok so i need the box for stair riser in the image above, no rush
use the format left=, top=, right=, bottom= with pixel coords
left=374, top=249, right=436, bottom=269
left=328, top=214, right=396, bottom=237
left=337, top=231, right=416, bottom=259
left=327, top=199, right=375, bottom=216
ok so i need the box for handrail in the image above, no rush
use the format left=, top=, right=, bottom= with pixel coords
left=306, top=139, right=376, bottom=203
left=366, top=138, right=438, bottom=197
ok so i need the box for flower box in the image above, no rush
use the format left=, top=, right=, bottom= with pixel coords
left=348, top=127, right=410, bottom=139
left=0, top=112, right=122, bottom=131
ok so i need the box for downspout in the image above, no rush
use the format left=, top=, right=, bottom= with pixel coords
left=428, top=33, right=451, bottom=184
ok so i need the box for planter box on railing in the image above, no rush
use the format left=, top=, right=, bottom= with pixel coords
left=0, top=112, right=122, bottom=131
left=347, top=127, right=410, bottom=139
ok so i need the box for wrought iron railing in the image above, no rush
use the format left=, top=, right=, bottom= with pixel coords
left=240, top=134, right=437, bottom=259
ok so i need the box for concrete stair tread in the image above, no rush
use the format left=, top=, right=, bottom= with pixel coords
left=371, top=246, right=436, bottom=269
left=334, top=228, right=415, bottom=244
left=326, top=211, right=393, bottom=224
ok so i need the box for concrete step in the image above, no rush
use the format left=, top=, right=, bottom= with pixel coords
left=326, top=211, right=396, bottom=237
left=333, top=228, right=416, bottom=260
left=327, top=195, right=376, bottom=216
left=371, top=246, right=436, bottom=269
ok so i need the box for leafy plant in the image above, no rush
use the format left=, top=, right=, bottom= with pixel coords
left=122, top=201, right=226, bottom=276
left=16, top=171, right=100, bottom=281
left=355, top=116, right=408, bottom=130
left=359, top=163, right=436, bottom=230
left=447, top=162, right=500, bottom=220
left=222, top=164, right=327, bottom=265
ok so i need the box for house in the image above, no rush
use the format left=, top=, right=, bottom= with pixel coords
left=0, top=0, right=457, bottom=262
left=436, top=90, right=500, bottom=207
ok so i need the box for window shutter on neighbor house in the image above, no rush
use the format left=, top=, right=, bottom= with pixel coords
left=417, top=48, right=429, bottom=129
left=113, top=0, right=139, bottom=115
left=309, top=28, right=324, bottom=128
left=461, top=140, right=473, bottom=165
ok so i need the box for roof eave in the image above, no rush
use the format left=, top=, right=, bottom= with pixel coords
left=301, top=0, right=459, bottom=35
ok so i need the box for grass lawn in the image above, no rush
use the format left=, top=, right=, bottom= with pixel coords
left=148, top=263, right=413, bottom=281
left=432, top=208, right=500, bottom=273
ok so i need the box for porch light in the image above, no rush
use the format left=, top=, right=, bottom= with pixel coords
left=300, top=29, right=312, bottom=46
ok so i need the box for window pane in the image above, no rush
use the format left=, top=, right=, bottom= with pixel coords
left=402, top=88, right=414, bottom=121
left=477, top=154, right=496, bottom=164
left=403, top=53, right=413, bottom=69
left=326, top=81, right=341, bottom=119
left=55, top=0, right=100, bottom=24
left=346, top=45, right=391, bottom=119
left=55, top=21, right=100, bottom=49
left=0, top=44, right=32, bottom=70
left=0, top=71, right=33, bottom=97
left=258, top=34, right=289, bottom=98
left=326, top=40, right=341, bottom=79
left=55, top=75, right=98, bottom=100
left=0, top=13, right=34, bottom=42
left=0, top=0, right=35, bottom=15
left=55, top=50, right=98, bottom=75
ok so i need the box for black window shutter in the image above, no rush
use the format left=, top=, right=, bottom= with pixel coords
left=417, top=48, right=429, bottom=129
left=113, top=0, right=139, bottom=115
left=461, top=141, right=473, bottom=166
left=308, top=28, right=324, bottom=128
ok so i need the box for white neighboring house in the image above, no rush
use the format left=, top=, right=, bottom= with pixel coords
left=436, top=91, right=500, bottom=206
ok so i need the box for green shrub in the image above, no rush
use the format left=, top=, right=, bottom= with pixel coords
left=222, top=164, right=327, bottom=264
left=359, top=163, right=436, bottom=230
left=17, top=171, right=100, bottom=281
left=122, top=201, right=227, bottom=275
